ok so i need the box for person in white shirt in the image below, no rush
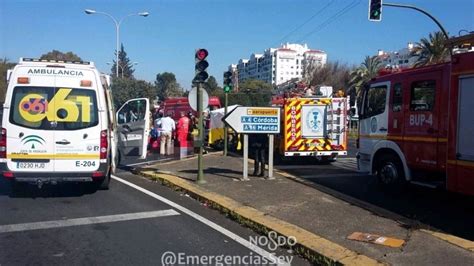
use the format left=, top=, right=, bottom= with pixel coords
left=157, top=113, right=176, bottom=155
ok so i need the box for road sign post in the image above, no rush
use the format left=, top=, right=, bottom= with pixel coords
left=268, top=134, right=274, bottom=180
left=223, top=106, right=280, bottom=180
left=243, top=134, right=249, bottom=181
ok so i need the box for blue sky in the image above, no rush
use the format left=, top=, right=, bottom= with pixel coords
left=1, top=0, right=473, bottom=90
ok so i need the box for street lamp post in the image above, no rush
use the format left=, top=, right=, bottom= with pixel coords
left=85, top=9, right=149, bottom=77
left=107, top=62, right=138, bottom=78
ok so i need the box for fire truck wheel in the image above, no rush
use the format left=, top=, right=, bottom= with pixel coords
left=376, top=153, right=405, bottom=188
left=321, top=155, right=336, bottom=164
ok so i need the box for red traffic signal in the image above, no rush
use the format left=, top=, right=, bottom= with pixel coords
left=196, top=49, right=208, bottom=61
left=194, top=48, right=209, bottom=83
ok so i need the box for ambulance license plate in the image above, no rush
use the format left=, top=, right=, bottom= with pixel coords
left=17, top=162, right=46, bottom=169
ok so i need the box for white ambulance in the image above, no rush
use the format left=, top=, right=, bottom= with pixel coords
left=1, top=58, right=150, bottom=190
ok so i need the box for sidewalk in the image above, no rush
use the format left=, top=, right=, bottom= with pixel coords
left=135, top=153, right=474, bottom=265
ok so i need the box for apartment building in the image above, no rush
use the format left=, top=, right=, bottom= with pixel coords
left=230, top=43, right=327, bottom=86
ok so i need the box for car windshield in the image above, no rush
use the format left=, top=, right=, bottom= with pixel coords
left=10, top=86, right=99, bottom=130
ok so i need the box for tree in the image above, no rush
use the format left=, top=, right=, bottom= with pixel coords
left=310, top=61, right=352, bottom=93
left=238, top=79, right=273, bottom=91
left=218, top=79, right=273, bottom=107
left=303, top=60, right=321, bottom=84
left=39, top=50, right=82, bottom=61
left=155, top=72, right=183, bottom=100
left=205, top=76, right=221, bottom=96
left=349, top=56, right=382, bottom=96
left=110, top=43, right=135, bottom=79
left=0, top=58, right=16, bottom=102
left=413, top=31, right=450, bottom=67
left=111, top=78, right=156, bottom=108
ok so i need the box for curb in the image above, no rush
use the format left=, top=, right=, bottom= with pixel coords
left=420, top=229, right=474, bottom=252
left=273, top=164, right=474, bottom=253
left=135, top=168, right=385, bottom=266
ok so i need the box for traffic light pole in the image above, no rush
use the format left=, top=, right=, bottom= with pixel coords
left=197, top=83, right=205, bottom=184
left=383, top=2, right=449, bottom=41
left=223, top=93, right=228, bottom=156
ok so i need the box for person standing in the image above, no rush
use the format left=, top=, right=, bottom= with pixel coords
left=157, top=113, right=176, bottom=156
left=249, top=133, right=268, bottom=177
left=177, top=112, right=190, bottom=145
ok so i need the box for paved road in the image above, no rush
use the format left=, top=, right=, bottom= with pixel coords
left=0, top=168, right=308, bottom=265
left=278, top=156, right=474, bottom=241
left=138, top=140, right=474, bottom=243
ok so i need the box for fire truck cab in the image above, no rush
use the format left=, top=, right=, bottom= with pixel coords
left=357, top=34, right=474, bottom=195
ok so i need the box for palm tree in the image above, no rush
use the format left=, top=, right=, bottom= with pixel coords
left=413, top=31, right=450, bottom=67
left=349, top=55, right=382, bottom=97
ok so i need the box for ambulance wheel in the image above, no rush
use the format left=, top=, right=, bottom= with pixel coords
left=376, top=153, right=405, bottom=188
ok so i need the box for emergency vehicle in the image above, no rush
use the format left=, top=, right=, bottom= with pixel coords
left=1, top=58, right=150, bottom=190
left=357, top=34, right=474, bottom=195
left=273, top=82, right=349, bottom=161
left=160, top=96, right=221, bottom=121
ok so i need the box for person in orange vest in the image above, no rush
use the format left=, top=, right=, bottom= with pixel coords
left=177, top=111, right=191, bottom=155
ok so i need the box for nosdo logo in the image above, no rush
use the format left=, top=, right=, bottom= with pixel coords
left=22, top=135, right=45, bottom=149
left=249, top=231, right=297, bottom=251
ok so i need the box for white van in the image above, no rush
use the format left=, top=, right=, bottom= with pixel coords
left=1, top=58, right=150, bottom=190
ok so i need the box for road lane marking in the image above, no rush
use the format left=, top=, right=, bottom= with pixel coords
left=0, top=210, right=180, bottom=234
left=301, top=173, right=366, bottom=179
left=126, top=159, right=172, bottom=167
left=111, top=175, right=288, bottom=266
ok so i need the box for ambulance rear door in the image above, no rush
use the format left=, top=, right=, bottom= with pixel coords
left=5, top=66, right=56, bottom=173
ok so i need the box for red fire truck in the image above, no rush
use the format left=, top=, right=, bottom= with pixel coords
left=357, top=34, right=474, bottom=195
left=272, top=81, right=349, bottom=162
left=160, top=96, right=221, bottom=121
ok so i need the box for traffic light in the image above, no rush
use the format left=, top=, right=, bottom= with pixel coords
left=194, top=48, right=209, bottom=83
left=368, top=0, right=383, bottom=21
left=223, top=71, right=232, bottom=93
